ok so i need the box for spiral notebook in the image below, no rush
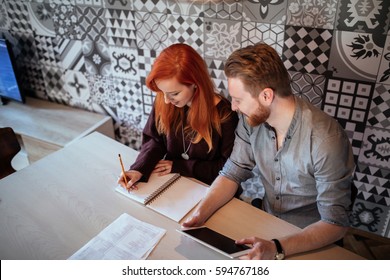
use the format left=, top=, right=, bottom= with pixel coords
left=115, top=173, right=208, bottom=222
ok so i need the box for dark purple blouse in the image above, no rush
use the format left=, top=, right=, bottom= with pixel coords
left=130, top=97, right=238, bottom=185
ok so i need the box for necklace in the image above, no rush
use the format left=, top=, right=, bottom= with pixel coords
left=181, top=123, right=195, bottom=160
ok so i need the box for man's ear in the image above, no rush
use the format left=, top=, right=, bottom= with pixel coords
left=258, top=88, right=274, bottom=104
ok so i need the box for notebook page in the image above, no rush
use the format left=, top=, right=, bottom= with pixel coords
left=115, top=173, right=180, bottom=204
left=147, top=176, right=208, bottom=222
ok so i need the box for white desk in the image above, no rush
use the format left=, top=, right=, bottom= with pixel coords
left=0, top=132, right=363, bottom=260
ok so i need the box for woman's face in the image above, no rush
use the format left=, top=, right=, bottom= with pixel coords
left=155, top=77, right=196, bottom=107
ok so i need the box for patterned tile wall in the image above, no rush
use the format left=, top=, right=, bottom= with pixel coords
left=0, top=0, right=389, bottom=238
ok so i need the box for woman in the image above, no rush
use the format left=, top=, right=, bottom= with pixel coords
left=118, top=43, right=238, bottom=190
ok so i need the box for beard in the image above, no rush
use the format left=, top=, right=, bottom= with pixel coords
left=246, top=102, right=270, bottom=127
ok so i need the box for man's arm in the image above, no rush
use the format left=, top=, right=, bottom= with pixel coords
left=281, top=220, right=348, bottom=256
left=182, top=175, right=239, bottom=227
left=237, top=220, right=348, bottom=259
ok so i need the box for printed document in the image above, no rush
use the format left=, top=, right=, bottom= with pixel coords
left=68, top=213, right=166, bottom=260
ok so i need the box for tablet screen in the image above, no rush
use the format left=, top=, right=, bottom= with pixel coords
left=181, top=227, right=250, bottom=256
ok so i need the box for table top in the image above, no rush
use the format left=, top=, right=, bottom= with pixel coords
left=0, top=132, right=363, bottom=260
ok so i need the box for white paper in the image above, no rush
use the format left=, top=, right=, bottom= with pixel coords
left=68, top=213, right=166, bottom=260
left=147, top=176, right=207, bottom=222
left=115, top=174, right=207, bottom=222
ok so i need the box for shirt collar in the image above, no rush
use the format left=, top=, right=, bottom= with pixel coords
left=286, top=95, right=301, bottom=140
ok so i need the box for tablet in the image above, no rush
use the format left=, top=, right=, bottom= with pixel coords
left=177, top=227, right=251, bottom=258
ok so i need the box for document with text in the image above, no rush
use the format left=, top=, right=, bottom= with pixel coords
left=68, top=213, right=166, bottom=260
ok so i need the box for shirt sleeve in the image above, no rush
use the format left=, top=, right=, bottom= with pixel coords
left=220, top=114, right=256, bottom=184
left=314, top=130, right=355, bottom=227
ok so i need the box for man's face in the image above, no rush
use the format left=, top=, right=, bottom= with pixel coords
left=228, top=77, right=270, bottom=127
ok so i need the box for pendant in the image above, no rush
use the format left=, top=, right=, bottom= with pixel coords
left=181, top=153, right=189, bottom=160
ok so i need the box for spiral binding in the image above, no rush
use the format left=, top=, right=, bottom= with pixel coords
left=145, top=173, right=181, bottom=205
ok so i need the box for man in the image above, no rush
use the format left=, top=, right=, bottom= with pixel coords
left=183, top=43, right=355, bottom=260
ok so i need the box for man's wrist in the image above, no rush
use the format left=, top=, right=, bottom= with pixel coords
left=271, top=239, right=285, bottom=260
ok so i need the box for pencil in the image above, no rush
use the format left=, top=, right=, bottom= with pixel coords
left=118, top=154, right=128, bottom=190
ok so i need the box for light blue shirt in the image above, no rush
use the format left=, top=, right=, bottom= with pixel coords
left=221, top=96, right=355, bottom=228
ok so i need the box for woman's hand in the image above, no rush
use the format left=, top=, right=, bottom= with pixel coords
left=117, top=170, right=142, bottom=191
left=153, top=159, right=173, bottom=176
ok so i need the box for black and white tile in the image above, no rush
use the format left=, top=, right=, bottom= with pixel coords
left=283, top=25, right=333, bottom=75
left=289, top=71, right=326, bottom=108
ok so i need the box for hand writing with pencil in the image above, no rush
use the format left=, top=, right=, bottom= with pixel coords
left=117, top=154, right=140, bottom=192
left=117, top=154, right=172, bottom=192
left=117, top=170, right=141, bottom=192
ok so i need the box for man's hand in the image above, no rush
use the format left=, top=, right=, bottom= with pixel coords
left=236, top=237, right=277, bottom=260
left=181, top=211, right=206, bottom=228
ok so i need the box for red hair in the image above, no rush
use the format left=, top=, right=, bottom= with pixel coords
left=146, top=43, right=229, bottom=152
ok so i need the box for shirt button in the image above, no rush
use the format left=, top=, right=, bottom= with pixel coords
left=276, top=177, right=280, bottom=180
left=275, top=158, right=278, bottom=162
left=276, top=196, right=280, bottom=200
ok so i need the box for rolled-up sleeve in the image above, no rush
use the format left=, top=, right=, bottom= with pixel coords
left=220, top=115, right=256, bottom=184
left=314, top=131, right=355, bottom=227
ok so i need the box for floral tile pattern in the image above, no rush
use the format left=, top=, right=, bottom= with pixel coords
left=83, top=40, right=111, bottom=76
left=28, top=1, right=56, bottom=37
left=286, top=0, right=338, bottom=29
left=328, top=31, right=384, bottom=82
left=88, top=74, right=116, bottom=108
left=51, top=1, right=80, bottom=40
left=204, top=18, right=241, bottom=60
left=63, top=69, right=91, bottom=109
